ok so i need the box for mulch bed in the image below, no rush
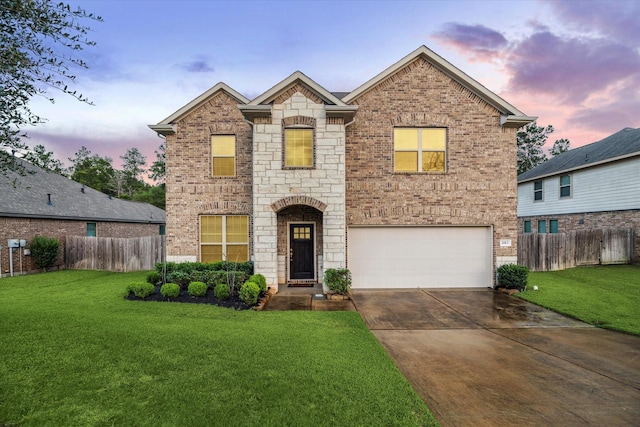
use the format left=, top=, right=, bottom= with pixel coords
left=125, top=284, right=261, bottom=310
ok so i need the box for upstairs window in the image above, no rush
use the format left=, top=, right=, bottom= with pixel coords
left=534, top=180, right=543, bottom=201
left=284, top=129, right=313, bottom=167
left=394, top=128, right=446, bottom=172
left=200, top=215, right=248, bottom=263
left=211, top=135, right=236, bottom=177
left=560, top=175, right=571, bottom=198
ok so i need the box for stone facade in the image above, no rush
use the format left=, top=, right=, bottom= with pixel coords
left=251, top=93, right=346, bottom=287
left=518, top=210, right=640, bottom=263
left=0, top=217, right=161, bottom=276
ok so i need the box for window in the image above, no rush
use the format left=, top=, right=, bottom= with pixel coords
left=523, top=220, right=532, bottom=233
left=200, top=215, right=248, bottom=263
left=394, top=128, right=446, bottom=172
left=560, top=175, right=571, bottom=198
left=549, top=219, right=559, bottom=233
left=211, top=135, right=236, bottom=176
left=537, top=220, right=547, bottom=233
left=86, top=222, right=97, bottom=237
left=285, top=129, right=313, bottom=167
left=159, top=225, right=166, bottom=236
left=534, top=180, right=543, bottom=201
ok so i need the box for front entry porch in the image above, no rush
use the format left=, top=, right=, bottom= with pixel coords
left=276, top=205, right=323, bottom=287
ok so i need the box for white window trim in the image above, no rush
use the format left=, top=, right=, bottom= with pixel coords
left=533, top=180, right=543, bottom=202
left=559, top=174, right=572, bottom=199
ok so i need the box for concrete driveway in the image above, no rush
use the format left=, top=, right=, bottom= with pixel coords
left=350, top=289, right=640, bottom=427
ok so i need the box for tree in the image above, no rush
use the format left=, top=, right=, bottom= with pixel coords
left=67, top=146, right=115, bottom=194
left=148, top=143, right=166, bottom=184
left=132, top=184, right=166, bottom=210
left=0, top=1, right=101, bottom=173
left=120, top=147, right=146, bottom=197
left=22, top=144, right=66, bottom=174
left=550, top=138, right=570, bottom=157
left=517, top=121, right=554, bottom=175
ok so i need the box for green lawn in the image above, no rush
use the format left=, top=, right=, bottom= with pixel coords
left=518, top=265, right=640, bottom=335
left=0, top=270, right=438, bottom=427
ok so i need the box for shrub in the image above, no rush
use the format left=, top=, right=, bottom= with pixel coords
left=239, top=281, right=260, bottom=306
left=161, top=283, right=180, bottom=299
left=29, top=235, right=59, bottom=271
left=248, top=274, right=267, bottom=292
left=497, top=264, right=529, bottom=290
left=126, top=282, right=155, bottom=298
left=214, top=283, right=230, bottom=300
left=188, top=281, right=208, bottom=297
left=146, top=272, right=162, bottom=285
left=155, top=261, right=254, bottom=277
left=324, top=268, right=352, bottom=295
left=166, top=271, right=191, bottom=288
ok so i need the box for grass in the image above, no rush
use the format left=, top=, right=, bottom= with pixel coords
left=0, top=270, right=438, bottom=427
left=518, top=265, right=640, bottom=335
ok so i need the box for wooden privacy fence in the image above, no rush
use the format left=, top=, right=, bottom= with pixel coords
left=65, top=235, right=165, bottom=272
left=518, top=228, right=634, bottom=272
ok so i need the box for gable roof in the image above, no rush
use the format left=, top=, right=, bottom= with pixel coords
left=248, top=71, right=348, bottom=106
left=342, top=45, right=535, bottom=128
left=149, top=82, right=250, bottom=135
left=518, top=127, right=640, bottom=183
left=0, top=159, right=166, bottom=224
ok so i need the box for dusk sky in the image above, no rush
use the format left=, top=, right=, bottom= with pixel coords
left=25, top=0, right=640, bottom=172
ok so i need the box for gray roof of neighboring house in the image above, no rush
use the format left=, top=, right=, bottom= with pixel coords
left=0, top=159, right=166, bottom=224
left=518, top=127, right=640, bottom=183
left=331, top=91, right=350, bottom=100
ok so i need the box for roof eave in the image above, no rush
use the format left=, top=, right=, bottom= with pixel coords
left=325, top=105, right=359, bottom=123
left=501, top=115, right=537, bottom=128
left=148, top=124, right=176, bottom=136
left=238, top=104, right=272, bottom=122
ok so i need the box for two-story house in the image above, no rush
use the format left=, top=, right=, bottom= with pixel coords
left=517, top=127, right=640, bottom=263
left=150, top=46, right=534, bottom=291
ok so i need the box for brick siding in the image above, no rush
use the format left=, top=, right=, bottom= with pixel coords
left=345, top=57, right=519, bottom=267
left=0, top=217, right=160, bottom=276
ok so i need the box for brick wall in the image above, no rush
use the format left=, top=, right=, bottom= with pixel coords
left=0, top=217, right=161, bottom=276
left=345, top=57, right=519, bottom=269
left=518, top=210, right=640, bottom=263
left=165, top=91, right=253, bottom=261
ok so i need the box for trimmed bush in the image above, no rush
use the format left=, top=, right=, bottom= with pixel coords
left=324, top=268, right=352, bottom=295
left=188, top=281, right=208, bottom=297
left=29, top=235, right=59, bottom=271
left=497, top=264, right=529, bottom=290
left=166, top=271, right=191, bottom=288
left=155, top=261, right=254, bottom=277
left=248, top=274, right=267, bottom=292
left=160, top=283, right=180, bottom=299
left=214, top=283, right=230, bottom=300
left=126, top=282, right=155, bottom=298
left=239, top=281, right=260, bottom=306
left=146, top=272, right=162, bottom=285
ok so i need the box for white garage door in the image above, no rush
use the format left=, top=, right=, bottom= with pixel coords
left=348, top=227, right=492, bottom=288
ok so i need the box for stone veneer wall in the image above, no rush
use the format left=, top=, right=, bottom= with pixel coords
left=164, top=91, right=253, bottom=262
left=252, top=92, right=346, bottom=289
left=345, top=57, right=519, bottom=273
left=518, top=210, right=640, bottom=263
left=0, top=217, right=161, bottom=276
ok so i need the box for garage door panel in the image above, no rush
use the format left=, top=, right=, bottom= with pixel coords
left=348, top=227, right=492, bottom=288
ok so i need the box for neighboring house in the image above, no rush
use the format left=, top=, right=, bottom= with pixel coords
left=149, top=45, right=535, bottom=291
left=517, top=127, right=640, bottom=262
left=0, top=159, right=166, bottom=276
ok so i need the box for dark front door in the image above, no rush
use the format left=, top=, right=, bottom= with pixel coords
left=290, top=224, right=314, bottom=280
